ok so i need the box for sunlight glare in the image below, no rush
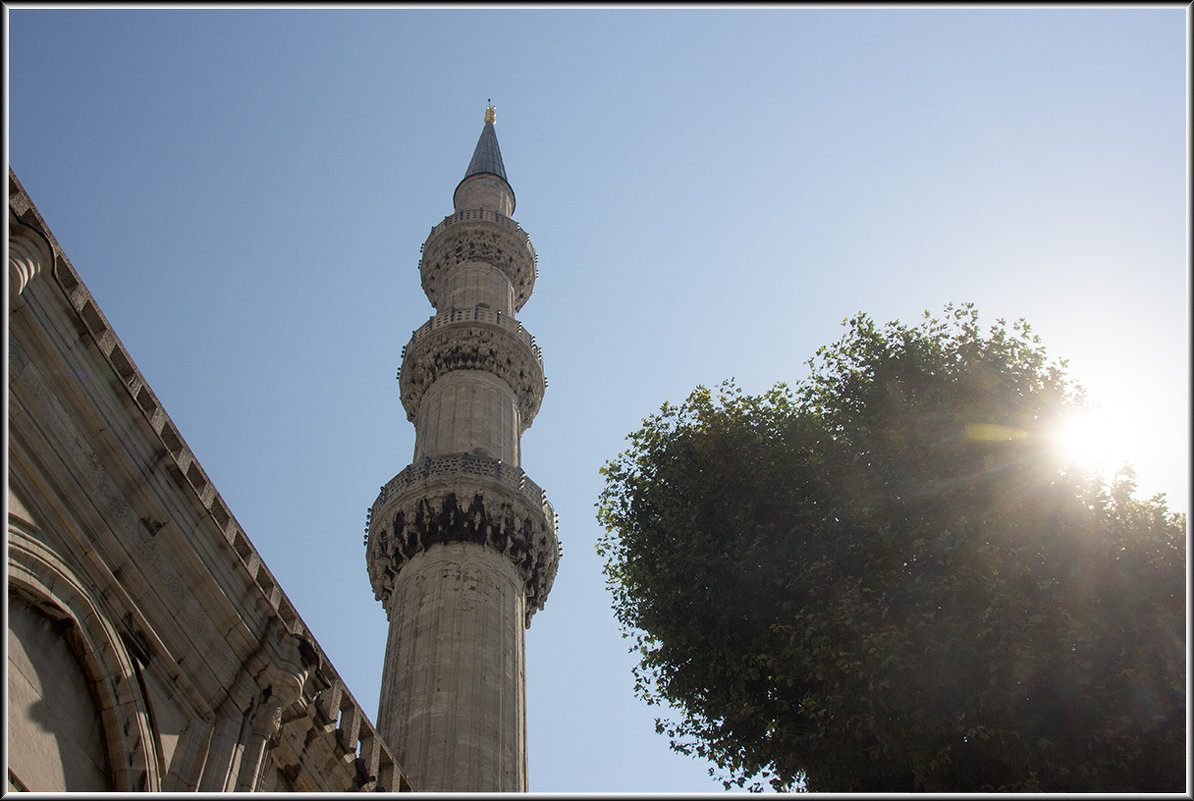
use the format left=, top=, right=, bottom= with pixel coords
left=1047, top=405, right=1133, bottom=476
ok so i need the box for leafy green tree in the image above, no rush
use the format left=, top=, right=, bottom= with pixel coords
left=597, top=305, right=1185, bottom=791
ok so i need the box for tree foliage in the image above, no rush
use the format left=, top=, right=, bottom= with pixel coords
left=596, top=305, right=1185, bottom=791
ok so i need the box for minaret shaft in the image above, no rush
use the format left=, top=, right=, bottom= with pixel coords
left=438, top=262, right=517, bottom=315
left=413, top=370, right=522, bottom=465
left=366, top=109, right=557, bottom=792
left=376, top=544, right=527, bottom=791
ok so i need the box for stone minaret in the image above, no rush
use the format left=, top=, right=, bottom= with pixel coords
left=365, top=107, right=559, bottom=792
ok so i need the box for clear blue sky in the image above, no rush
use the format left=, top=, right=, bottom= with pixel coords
left=6, top=6, right=1187, bottom=793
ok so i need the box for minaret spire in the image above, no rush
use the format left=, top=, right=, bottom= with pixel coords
left=455, top=104, right=514, bottom=212
left=367, top=112, right=557, bottom=791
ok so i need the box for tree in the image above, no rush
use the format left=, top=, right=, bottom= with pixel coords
left=596, top=305, right=1185, bottom=792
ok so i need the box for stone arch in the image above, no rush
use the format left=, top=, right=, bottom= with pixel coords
left=7, top=528, right=163, bottom=792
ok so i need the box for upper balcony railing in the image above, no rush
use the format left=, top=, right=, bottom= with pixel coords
left=421, top=208, right=536, bottom=261
left=370, top=451, right=558, bottom=534
left=417, top=209, right=540, bottom=313
left=398, top=306, right=543, bottom=375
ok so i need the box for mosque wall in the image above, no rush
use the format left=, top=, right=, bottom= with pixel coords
left=7, top=169, right=413, bottom=794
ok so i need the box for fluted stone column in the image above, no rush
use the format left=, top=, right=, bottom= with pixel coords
left=366, top=107, right=558, bottom=792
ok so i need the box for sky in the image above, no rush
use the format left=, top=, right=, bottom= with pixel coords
left=5, top=5, right=1188, bottom=793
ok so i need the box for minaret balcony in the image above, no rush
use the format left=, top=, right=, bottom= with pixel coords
left=365, top=451, right=560, bottom=626
left=405, top=305, right=542, bottom=360
left=419, top=209, right=538, bottom=312
left=397, top=312, right=546, bottom=429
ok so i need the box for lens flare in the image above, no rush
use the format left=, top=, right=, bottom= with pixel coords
left=964, top=423, right=1028, bottom=442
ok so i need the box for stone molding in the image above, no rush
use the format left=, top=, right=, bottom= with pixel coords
left=8, top=210, right=55, bottom=306
left=404, top=305, right=542, bottom=361
left=8, top=526, right=163, bottom=792
left=419, top=209, right=537, bottom=311
left=365, top=456, right=559, bottom=625
left=371, top=451, right=557, bottom=524
left=398, top=320, right=546, bottom=428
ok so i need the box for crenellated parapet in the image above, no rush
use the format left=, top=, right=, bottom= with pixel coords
left=365, top=452, right=559, bottom=626
left=419, top=210, right=538, bottom=311
left=398, top=319, right=545, bottom=427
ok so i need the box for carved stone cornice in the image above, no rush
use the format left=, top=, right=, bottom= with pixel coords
left=419, top=211, right=537, bottom=311
left=398, top=321, right=545, bottom=428
left=365, top=456, right=559, bottom=626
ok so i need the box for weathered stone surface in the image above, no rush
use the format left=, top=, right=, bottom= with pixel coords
left=366, top=464, right=559, bottom=624
left=8, top=168, right=411, bottom=793
left=8, top=210, right=54, bottom=307
left=413, top=371, right=523, bottom=463
left=437, top=262, right=517, bottom=315
left=419, top=210, right=537, bottom=311
left=376, top=543, right=527, bottom=792
left=372, top=113, right=556, bottom=792
left=398, top=320, right=545, bottom=427
left=7, top=594, right=113, bottom=791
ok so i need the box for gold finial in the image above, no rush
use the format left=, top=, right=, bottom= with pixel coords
left=485, top=104, right=496, bottom=124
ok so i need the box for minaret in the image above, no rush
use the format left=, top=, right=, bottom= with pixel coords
left=365, top=107, right=559, bottom=792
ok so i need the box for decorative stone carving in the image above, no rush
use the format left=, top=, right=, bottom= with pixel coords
left=373, top=451, right=555, bottom=518
left=419, top=213, right=536, bottom=311
left=398, top=322, right=545, bottom=427
left=8, top=211, right=54, bottom=307
left=260, top=633, right=319, bottom=714
left=372, top=114, right=554, bottom=792
left=251, top=694, right=286, bottom=740
left=366, top=472, right=558, bottom=626
left=406, top=305, right=542, bottom=358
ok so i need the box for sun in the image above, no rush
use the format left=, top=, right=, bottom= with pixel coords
left=1046, top=404, right=1135, bottom=477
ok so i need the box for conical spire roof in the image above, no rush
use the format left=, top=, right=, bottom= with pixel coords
left=462, top=107, right=508, bottom=183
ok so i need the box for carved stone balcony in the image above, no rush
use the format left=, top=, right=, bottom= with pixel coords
left=365, top=452, right=559, bottom=625
left=397, top=312, right=545, bottom=428
left=418, top=210, right=537, bottom=311
left=403, top=305, right=542, bottom=359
